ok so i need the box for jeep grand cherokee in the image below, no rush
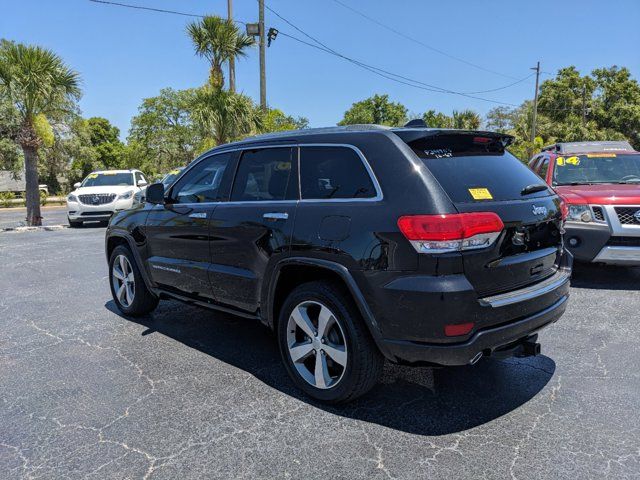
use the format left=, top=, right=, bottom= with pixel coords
left=105, top=124, right=571, bottom=403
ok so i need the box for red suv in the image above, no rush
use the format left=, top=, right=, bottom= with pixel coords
left=529, top=141, right=640, bottom=265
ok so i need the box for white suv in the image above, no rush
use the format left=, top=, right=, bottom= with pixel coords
left=67, top=170, right=148, bottom=227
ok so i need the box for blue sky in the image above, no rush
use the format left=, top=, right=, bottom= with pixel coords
left=2, top=0, right=639, bottom=138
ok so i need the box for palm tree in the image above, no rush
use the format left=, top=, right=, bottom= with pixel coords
left=0, top=42, right=80, bottom=225
left=452, top=109, right=482, bottom=130
left=191, top=87, right=262, bottom=146
left=187, top=16, right=254, bottom=91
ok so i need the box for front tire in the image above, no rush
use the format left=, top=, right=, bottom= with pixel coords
left=109, top=245, right=158, bottom=316
left=277, top=281, right=383, bottom=403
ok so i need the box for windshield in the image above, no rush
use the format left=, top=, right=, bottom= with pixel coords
left=553, top=154, right=640, bottom=185
left=161, top=169, right=184, bottom=187
left=82, top=172, right=133, bottom=187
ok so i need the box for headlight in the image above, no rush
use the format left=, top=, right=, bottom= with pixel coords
left=118, top=190, right=134, bottom=200
left=67, top=194, right=77, bottom=202
left=567, top=205, right=592, bottom=223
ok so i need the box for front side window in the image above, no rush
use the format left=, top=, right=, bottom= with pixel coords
left=553, top=153, right=640, bottom=185
left=82, top=172, right=133, bottom=187
left=299, top=146, right=376, bottom=200
left=230, top=148, right=294, bottom=202
left=171, top=153, right=232, bottom=203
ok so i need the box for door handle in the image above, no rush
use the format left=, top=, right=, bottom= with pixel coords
left=188, top=212, right=207, bottom=219
left=263, top=212, right=289, bottom=220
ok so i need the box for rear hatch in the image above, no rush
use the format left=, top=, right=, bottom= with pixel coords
left=400, top=130, right=564, bottom=297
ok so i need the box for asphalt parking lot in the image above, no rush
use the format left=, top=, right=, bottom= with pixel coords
left=1, top=225, right=639, bottom=479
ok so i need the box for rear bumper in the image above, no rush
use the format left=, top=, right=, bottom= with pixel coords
left=381, top=294, right=568, bottom=365
left=362, top=252, right=572, bottom=365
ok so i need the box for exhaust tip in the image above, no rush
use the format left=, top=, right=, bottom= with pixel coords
left=469, top=351, right=483, bottom=365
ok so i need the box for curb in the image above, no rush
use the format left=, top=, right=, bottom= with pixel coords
left=1, top=224, right=68, bottom=233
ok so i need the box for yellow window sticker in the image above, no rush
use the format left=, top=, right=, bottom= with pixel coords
left=566, top=156, right=580, bottom=166
left=468, top=188, right=493, bottom=200
left=275, top=162, right=291, bottom=171
left=102, top=172, right=117, bottom=175
left=587, top=153, right=616, bottom=158
left=169, top=169, right=181, bottom=175
left=87, top=173, right=98, bottom=179
left=556, top=157, right=565, bottom=166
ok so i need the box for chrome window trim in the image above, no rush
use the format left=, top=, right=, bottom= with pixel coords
left=163, top=142, right=384, bottom=207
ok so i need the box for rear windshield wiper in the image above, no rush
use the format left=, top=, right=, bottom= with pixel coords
left=521, top=184, right=549, bottom=195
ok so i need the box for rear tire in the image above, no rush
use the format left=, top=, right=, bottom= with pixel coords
left=277, top=281, right=383, bottom=403
left=109, top=245, right=158, bottom=316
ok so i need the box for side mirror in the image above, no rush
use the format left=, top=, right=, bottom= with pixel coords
left=145, top=183, right=165, bottom=205
left=137, top=180, right=148, bottom=187
left=74, top=182, right=81, bottom=189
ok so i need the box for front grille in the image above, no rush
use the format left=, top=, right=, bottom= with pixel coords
left=592, top=206, right=605, bottom=221
left=615, top=207, right=640, bottom=225
left=607, top=236, right=640, bottom=247
left=78, top=193, right=116, bottom=205
left=81, top=211, right=112, bottom=216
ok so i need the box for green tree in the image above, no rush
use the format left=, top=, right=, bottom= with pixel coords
left=0, top=41, right=80, bottom=225
left=127, top=88, right=201, bottom=177
left=590, top=66, right=640, bottom=148
left=260, top=108, right=308, bottom=133
left=86, top=117, right=125, bottom=170
left=191, top=87, right=262, bottom=147
left=187, top=16, right=254, bottom=90
left=338, top=94, right=408, bottom=126
left=452, top=109, right=482, bottom=130
left=0, top=95, right=22, bottom=174
left=422, top=109, right=453, bottom=128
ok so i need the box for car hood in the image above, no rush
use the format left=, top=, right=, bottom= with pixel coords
left=555, top=184, right=640, bottom=205
left=72, top=185, right=135, bottom=196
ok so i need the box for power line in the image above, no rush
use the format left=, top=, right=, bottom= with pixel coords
left=88, top=0, right=204, bottom=19
left=88, top=0, right=525, bottom=106
left=329, top=0, right=520, bottom=80
left=262, top=2, right=522, bottom=106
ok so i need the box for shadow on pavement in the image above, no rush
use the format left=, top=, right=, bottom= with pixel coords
left=107, top=299, right=555, bottom=436
left=571, top=262, right=640, bottom=290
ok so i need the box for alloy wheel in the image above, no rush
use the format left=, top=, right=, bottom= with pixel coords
left=112, top=255, right=135, bottom=308
left=286, top=301, right=348, bottom=389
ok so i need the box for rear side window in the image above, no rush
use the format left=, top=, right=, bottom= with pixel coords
left=300, top=146, right=376, bottom=200
left=231, top=148, right=295, bottom=202
left=411, top=135, right=551, bottom=203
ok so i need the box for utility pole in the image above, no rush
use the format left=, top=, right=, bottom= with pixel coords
left=228, top=0, right=235, bottom=93
left=258, top=0, right=267, bottom=110
left=529, top=61, right=541, bottom=146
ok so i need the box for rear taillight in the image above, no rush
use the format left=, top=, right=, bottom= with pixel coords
left=397, top=212, right=504, bottom=254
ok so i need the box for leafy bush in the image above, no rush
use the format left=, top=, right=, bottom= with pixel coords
left=0, top=191, right=16, bottom=208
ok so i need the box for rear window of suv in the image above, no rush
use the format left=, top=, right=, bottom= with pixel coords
left=410, top=135, right=551, bottom=203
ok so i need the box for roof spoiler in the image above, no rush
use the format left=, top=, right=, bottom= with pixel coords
left=392, top=127, right=514, bottom=147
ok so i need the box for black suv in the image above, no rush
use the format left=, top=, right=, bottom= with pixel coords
left=106, top=124, right=571, bottom=403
